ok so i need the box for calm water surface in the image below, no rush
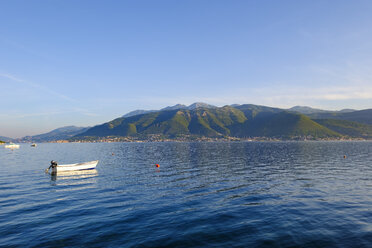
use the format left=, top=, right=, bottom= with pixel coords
left=0, top=141, right=372, bottom=247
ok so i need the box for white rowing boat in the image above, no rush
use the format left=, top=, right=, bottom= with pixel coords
left=48, top=160, right=99, bottom=173
left=5, top=143, right=20, bottom=149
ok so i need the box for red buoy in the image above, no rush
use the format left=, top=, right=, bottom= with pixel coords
left=155, top=164, right=160, bottom=168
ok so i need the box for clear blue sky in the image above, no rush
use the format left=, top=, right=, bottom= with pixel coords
left=1, top=0, right=372, bottom=138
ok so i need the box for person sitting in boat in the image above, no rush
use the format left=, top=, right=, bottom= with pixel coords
left=48, top=160, right=58, bottom=173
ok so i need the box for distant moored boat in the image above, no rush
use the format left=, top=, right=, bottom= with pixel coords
left=4, top=143, right=20, bottom=149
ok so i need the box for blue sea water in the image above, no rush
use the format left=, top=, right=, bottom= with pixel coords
left=0, top=141, right=372, bottom=247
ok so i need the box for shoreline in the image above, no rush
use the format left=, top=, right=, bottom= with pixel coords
left=47, top=137, right=371, bottom=143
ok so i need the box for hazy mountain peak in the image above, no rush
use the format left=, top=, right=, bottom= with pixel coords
left=0, top=136, right=13, bottom=142
left=288, top=106, right=329, bottom=114
left=339, top=109, right=356, bottom=113
left=52, top=126, right=87, bottom=132
left=123, top=104, right=190, bottom=118
left=123, top=109, right=156, bottom=118
left=122, top=103, right=216, bottom=118
left=188, top=102, right=216, bottom=109
left=161, top=104, right=187, bottom=111
left=15, top=126, right=89, bottom=142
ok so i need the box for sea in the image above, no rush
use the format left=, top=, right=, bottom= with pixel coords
left=0, top=141, right=371, bottom=247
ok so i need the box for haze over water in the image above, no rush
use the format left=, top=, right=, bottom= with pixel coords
left=1, top=141, right=372, bottom=247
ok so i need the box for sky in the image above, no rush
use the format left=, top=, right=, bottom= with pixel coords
left=1, top=0, right=372, bottom=138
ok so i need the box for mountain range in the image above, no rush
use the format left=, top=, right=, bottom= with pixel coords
left=74, top=103, right=372, bottom=141
left=288, top=106, right=356, bottom=115
left=10, top=126, right=89, bottom=143
left=0, top=136, right=13, bottom=142
left=3, top=103, right=372, bottom=142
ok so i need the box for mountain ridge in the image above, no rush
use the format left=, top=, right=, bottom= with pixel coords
left=8, top=103, right=372, bottom=142
left=0, top=136, right=13, bottom=142
left=306, top=109, right=372, bottom=125
left=288, top=106, right=357, bottom=115
left=16, top=126, right=89, bottom=142
left=75, top=104, right=361, bottom=140
left=123, top=102, right=217, bottom=118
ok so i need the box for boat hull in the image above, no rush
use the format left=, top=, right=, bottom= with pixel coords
left=5, top=144, right=20, bottom=149
left=52, top=160, right=99, bottom=172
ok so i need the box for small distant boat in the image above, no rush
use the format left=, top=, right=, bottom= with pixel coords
left=47, top=160, right=99, bottom=173
left=31, top=143, right=37, bottom=147
left=4, top=143, right=20, bottom=149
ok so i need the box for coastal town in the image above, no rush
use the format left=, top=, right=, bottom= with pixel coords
left=49, top=135, right=365, bottom=143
